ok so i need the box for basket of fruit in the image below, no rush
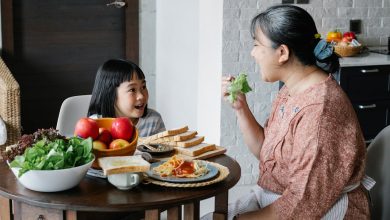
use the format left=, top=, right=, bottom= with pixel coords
left=327, top=31, right=362, bottom=57
left=74, top=117, right=138, bottom=169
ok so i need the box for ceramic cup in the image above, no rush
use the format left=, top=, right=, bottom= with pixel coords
left=107, top=172, right=142, bottom=190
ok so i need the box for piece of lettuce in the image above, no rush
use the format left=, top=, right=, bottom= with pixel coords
left=228, top=72, right=252, bottom=103
left=9, top=137, right=94, bottom=177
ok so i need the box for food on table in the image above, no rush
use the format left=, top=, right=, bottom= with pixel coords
left=164, top=136, right=204, bottom=148
left=74, top=117, right=135, bottom=151
left=174, top=143, right=216, bottom=157
left=139, top=144, right=173, bottom=152
left=326, top=30, right=342, bottom=42
left=1, top=128, right=65, bottom=161
left=7, top=128, right=94, bottom=177
left=98, top=155, right=150, bottom=175
left=93, top=140, right=108, bottom=150
left=342, top=31, right=356, bottom=42
left=228, top=72, right=252, bottom=103
left=109, top=139, right=130, bottom=150
left=74, top=118, right=99, bottom=139
left=152, top=155, right=209, bottom=178
left=98, top=127, right=112, bottom=145
left=110, top=117, right=134, bottom=140
left=138, top=126, right=218, bottom=157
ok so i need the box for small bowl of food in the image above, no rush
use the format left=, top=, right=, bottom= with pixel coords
left=136, top=144, right=175, bottom=155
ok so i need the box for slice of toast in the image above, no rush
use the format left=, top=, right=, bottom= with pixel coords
left=138, top=126, right=189, bottom=144
left=175, top=143, right=216, bottom=156
left=146, top=131, right=198, bottom=145
left=165, top=136, right=204, bottom=148
left=173, top=131, right=197, bottom=141
left=98, top=156, right=150, bottom=175
left=157, top=126, right=189, bottom=138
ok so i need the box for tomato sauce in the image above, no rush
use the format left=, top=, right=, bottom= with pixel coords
left=173, top=161, right=195, bottom=176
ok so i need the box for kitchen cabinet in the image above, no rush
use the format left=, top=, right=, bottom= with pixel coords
left=338, top=54, right=390, bottom=143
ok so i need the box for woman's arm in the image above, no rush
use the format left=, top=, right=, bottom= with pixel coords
left=222, top=76, right=265, bottom=159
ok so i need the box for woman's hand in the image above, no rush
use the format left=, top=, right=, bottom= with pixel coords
left=221, top=75, right=248, bottom=110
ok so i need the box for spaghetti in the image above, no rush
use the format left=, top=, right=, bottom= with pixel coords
left=153, top=155, right=209, bottom=178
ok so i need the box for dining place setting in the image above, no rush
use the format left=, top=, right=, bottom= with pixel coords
left=0, top=118, right=240, bottom=220
left=1, top=117, right=231, bottom=192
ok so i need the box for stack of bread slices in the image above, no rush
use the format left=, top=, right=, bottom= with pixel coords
left=138, top=126, right=217, bottom=157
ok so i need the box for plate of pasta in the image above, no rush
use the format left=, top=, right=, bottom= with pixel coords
left=146, top=155, right=219, bottom=183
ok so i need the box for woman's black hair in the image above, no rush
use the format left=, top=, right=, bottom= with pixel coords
left=250, top=5, right=339, bottom=73
left=88, top=59, right=148, bottom=118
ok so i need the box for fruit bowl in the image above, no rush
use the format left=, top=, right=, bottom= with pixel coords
left=334, top=45, right=362, bottom=57
left=9, top=156, right=94, bottom=192
left=92, top=118, right=138, bottom=169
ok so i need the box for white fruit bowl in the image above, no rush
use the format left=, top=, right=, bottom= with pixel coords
left=9, top=156, right=94, bottom=192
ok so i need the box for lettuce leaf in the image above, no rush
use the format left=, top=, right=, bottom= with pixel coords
left=228, top=72, right=252, bottom=103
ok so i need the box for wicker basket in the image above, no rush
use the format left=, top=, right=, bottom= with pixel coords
left=0, top=58, right=21, bottom=150
left=334, top=45, right=362, bottom=57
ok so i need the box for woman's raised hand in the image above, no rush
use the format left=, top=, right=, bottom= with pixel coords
left=221, top=75, right=248, bottom=110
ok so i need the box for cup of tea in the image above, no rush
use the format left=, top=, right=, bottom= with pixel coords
left=107, top=172, right=142, bottom=190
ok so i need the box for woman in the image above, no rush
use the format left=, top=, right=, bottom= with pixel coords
left=221, top=5, right=374, bottom=220
left=88, top=59, right=165, bottom=137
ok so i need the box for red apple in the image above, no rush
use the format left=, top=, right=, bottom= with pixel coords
left=98, top=127, right=112, bottom=145
left=111, top=117, right=134, bottom=140
left=342, top=36, right=351, bottom=43
left=93, top=140, right=107, bottom=150
left=109, top=139, right=130, bottom=150
left=74, top=118, right=99, bottom=139
left=343, top=32, right=356, bottom=41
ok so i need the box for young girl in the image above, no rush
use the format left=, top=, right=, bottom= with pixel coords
left=88, top=59, right=165, bottom=137
left=214, top=5, right=374, bottom=220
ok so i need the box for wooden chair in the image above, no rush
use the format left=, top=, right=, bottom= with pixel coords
left=0, top=57, right=21, bottom=151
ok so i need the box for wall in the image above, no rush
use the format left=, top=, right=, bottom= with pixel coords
left=139, top=0, right=156, bottom=109
left=155, top=0, right=222, bottom=145
left=220, top=0, right=390, bottom=188
left=155, top=0, right=199, bottom=132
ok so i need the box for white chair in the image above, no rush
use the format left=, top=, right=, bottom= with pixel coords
left=56, top=95, right=92, bottom=137
left=366, top=125, right=390, bottom=220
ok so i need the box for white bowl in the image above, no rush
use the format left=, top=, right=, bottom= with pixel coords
left=10, top=157, right=94, bottom=192
left=107, top=172, right=142, bottom=190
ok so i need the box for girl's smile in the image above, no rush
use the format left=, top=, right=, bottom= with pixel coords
left=115, top=75, right=149, bottom=123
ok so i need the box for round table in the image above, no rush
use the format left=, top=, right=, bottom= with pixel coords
left=0, top=155, right=241, bottom=220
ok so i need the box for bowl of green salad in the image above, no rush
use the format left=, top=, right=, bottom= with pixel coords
left=3, top=128, right=95, bottom=192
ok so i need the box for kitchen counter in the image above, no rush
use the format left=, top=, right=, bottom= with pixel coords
left=340, top=52, right=390, bottom=67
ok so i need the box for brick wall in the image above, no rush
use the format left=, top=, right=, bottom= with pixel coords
left=221, top=0, right=390, bottom=186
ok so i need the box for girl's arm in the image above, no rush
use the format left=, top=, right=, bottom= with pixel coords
left=222, top=76, right=265, bottom=159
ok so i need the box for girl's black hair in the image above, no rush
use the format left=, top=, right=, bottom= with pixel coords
left=250, top=5, right=339, bottom=73
left=88, top=59, right=148, bottom=118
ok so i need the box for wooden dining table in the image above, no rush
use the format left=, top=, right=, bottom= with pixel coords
left=0, top=154, right=241, bottom=220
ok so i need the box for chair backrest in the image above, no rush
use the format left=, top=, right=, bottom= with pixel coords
left=366, top=125, right=390, bottom=220
left=0, top=57, right=21, bottom=149
left=56, top=95, right=92, bottom=137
